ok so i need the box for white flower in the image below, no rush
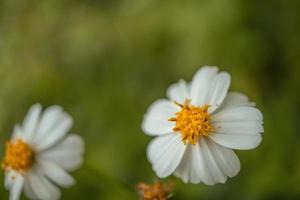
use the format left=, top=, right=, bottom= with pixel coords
left=2, top=104, right=84, bottom=200
left=142, top=66, right=263, bottom=185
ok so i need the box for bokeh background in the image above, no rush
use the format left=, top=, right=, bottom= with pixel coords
left=0, top=0, right=299, bottom=199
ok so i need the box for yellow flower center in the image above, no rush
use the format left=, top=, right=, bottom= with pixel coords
left=2, top=139, right=34, bottom=172
left=169, top=99, right=214, bottom=145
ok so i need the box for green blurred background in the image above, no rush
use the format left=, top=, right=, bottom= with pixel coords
left=0, top=0, right=299, bottom=199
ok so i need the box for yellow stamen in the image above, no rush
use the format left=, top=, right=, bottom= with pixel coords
left=2, top=139, right=34, bottom=172
left=169, top=99, right=214, bottom=145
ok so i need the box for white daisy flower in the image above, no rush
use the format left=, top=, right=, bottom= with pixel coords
left=2, top=104, right=84, bottom=200
left=142, top=66, right=263, bottom=185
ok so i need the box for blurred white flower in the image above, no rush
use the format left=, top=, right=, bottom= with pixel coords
left=142, top=66, right=263, bottom=185
left=2, top=104, right=84, bottom=200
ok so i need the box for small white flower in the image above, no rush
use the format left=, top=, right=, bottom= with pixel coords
left=2, top=104, right=84, bottom=200
left=142, top=66, right=264, bottom=185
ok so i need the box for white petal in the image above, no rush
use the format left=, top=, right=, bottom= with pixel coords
left=40, top=134, right=84, bottom=157
left=174, top=145, right=202, bottom=184
left=24, top=177, right=38, bottom=200
left=22, top=104, right=42, bottom=141
left=204, top=139, right=240, bottom=178
left=9, top=173, right=24, bottom=200
left=147, top=134, right=186, bottom=178
left=33, top=106, right=63, bottom=143
left=217, top=92, right=255, bottom=111
left=176, top=139, right=241, bottom=185
left=192, top=141, right=216, bottom=185
left=38, top=134, right=84, bottom=171
left=38, top=156, right=83, bottom=172
left=197, top=138, right=227, bottom=185
left=212, top=121, right=264, bottom=134
left=190, top=67, right=230, bottom=113
left=37, top=106, right=63, bottom=132
left=5, top=170, right=21, bottom=190
left=187, top=139, right=219, bottom=185
left=166, top=80, right=189, bottom=103
left=5, top=171, right=14, bottom=190
left=206, top=72, right=231, bottom=113
left=190, top=66, right=218, bottom=106
left=209, top=132, right=262, bottom=150
left=212, top=107, right=263, bottom=123
left=35, top=112, right=73, bottom=151
left=210, top=107, right=263, bottom=150
left=27, top=169, right=61, bottom=200
left=142, top=99, right=179, bottom=136
left=37, top=160, right=75, bottom=188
